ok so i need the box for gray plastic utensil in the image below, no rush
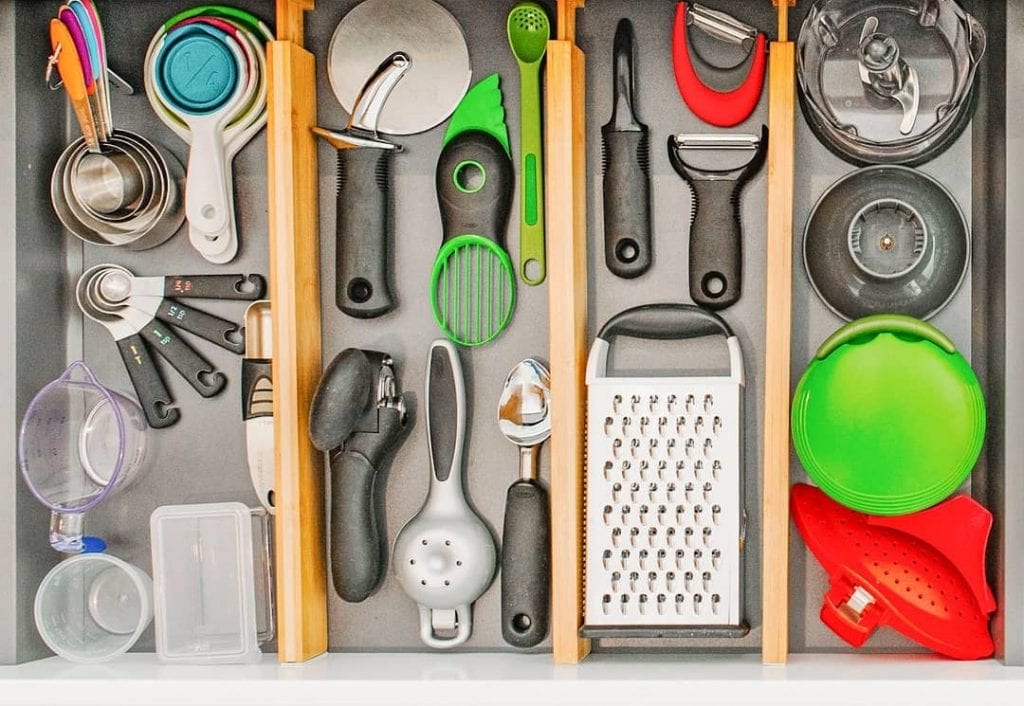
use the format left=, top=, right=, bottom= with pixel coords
left=498, top=359, right=551, bottom=648
left=393, top=340, right=496, bottom=649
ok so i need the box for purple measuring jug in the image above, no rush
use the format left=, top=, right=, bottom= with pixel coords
left=18, top=361, right=149, bottom=553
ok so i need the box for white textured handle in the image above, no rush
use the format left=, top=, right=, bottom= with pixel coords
left=188, top=145, right=238, bottom=263
left=185, top=114, right=231, bottom=235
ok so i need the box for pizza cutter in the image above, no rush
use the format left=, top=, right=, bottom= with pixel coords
left=317, top=0, right=470, bottom=319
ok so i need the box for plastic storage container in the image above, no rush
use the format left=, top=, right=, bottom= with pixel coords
left=149, top=502, right=273, bottom=664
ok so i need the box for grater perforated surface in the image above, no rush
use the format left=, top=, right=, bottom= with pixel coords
left=584, top=378, right=743, bottom=629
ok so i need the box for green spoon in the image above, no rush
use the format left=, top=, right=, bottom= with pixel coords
left=507, top=2, right=550, bottom=287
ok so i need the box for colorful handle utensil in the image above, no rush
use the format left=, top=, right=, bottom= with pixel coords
left=49, top=18, right=99, bottom=152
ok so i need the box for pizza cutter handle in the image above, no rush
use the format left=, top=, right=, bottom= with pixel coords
left=116, top=334, right=179, bottom=429
left=815, top=314, right=957, bottom=360
left=335, top=148, right=396, bottom=318
left=156, top=299, right=245, bottom=354
left=141, top=321, right=227, bottom=398
left=163, top=274, right=266, bottom=300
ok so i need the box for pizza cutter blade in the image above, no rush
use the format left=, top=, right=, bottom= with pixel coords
left=327, top=0, right=471, bottom=136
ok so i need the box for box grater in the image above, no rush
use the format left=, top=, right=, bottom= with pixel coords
left=582, top=304, right=747, bottom=636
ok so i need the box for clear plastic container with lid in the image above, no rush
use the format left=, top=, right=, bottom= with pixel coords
left=150, top=502, right=273, bottom=664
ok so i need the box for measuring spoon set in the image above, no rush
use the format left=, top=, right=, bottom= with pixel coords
left=144, top=6, right=273, bottom=264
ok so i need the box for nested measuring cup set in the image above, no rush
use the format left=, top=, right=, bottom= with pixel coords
left=49, top=4, right=271, bottom=264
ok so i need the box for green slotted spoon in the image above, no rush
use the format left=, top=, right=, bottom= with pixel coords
left=432, top=75, right=516, bottom=347
left=508, top=2, right=550, bottom=286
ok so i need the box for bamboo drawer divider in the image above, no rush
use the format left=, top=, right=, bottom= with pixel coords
left=269, top=0, right=328, bottom=664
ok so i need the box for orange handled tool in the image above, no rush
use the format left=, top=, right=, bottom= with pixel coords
left=49, top=18, right=99, bottom=152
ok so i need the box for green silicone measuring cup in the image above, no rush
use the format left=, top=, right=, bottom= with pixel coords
left=791, top=315, right=986, bottom=516
left=508, top=2, right=550, bottom=287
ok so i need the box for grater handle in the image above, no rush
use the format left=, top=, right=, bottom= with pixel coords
left=597, top=303, right=732, bottom=342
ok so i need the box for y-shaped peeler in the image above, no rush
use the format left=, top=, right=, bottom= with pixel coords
left=668, top=127, right=768, bottom=310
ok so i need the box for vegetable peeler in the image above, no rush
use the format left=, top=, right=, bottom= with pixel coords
left=673, top=3, right=766, bottom=128
left=668, top=127, right=768, bottom=310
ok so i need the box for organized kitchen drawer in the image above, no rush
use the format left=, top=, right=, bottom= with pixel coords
left=2, top=0, right=1023, bottom=685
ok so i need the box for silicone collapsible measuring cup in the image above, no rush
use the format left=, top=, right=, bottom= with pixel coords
left=151, top=22, right=247, bottom=237
left=35, top=554, right=153, bottom=663
left=18, top=361, right=149, bottom=553
left=792, top=315, right=985, bottom=515
left=144, top=6, right=272, bottom=263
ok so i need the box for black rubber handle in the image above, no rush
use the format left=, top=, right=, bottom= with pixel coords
left=687, top=177, right=744, bottom=309
left=157, top=299, right=245, bottom=354
left=329, top=449, right=379, bottom=602
left=667, top=127, right=767, bottom=310
left=163, top=274, right=266, bottom=300
left=242, top=359, right=273, bottom=420
left=436, top=130, right=514, bottom=247
left=602, top=129, right=652, bottom=279
left=116, top=334, right=179, bottom=429
left=598, top=303, right=733, bottom=342
left=336, top=148, right=395, bottom=319
left=140, top=319, right=226, bottom=398
left=328, top=407, right=408, bottom=603
left=501, top=480, right=551, bottom=648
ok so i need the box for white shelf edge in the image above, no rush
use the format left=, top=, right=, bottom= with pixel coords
left=1, top=652, right=1023, bottom=705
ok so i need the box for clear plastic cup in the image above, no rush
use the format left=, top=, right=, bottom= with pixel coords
left=18, top=361, right=149, bottom=553
left=34, top=554, right=153, bottom=663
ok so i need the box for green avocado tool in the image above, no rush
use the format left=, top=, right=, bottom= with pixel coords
left=792, top=315, right=986, bottom=516
left=508, top=2, right=550, bottom=287
left=432, top=74, right=516, bottom=347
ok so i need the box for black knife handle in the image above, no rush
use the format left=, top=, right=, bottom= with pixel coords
left=501, top=479, right=551, bottom=648
left=141, top=320, right=226, bottom=398
left=602, top=128, right=652, bottom=279
left=163, top=274, right=266, bottom=300
left=684, top=177, right=744, bottom=310
left=336, top=148, right=396, bottom=319
left=157, top=299, right=245, bottom=354
left=116, top=334, right=179, bottom=429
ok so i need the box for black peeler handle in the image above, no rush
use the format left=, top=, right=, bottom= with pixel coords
left=668, top=127, right=768, bottom=310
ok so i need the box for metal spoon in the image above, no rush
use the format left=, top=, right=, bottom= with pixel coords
left=497, top=358, right=551, bottom=648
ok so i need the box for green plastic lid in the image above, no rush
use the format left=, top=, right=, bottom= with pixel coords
left=792, top=314, right=985, bottom=516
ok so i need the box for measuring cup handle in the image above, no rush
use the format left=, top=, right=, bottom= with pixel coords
left=184, top=124, right=231, bottom=235
left=814, top=314, right=957, bottom=361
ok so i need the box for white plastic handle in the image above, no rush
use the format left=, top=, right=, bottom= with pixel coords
left=184, top=113, right=232, bottom=236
